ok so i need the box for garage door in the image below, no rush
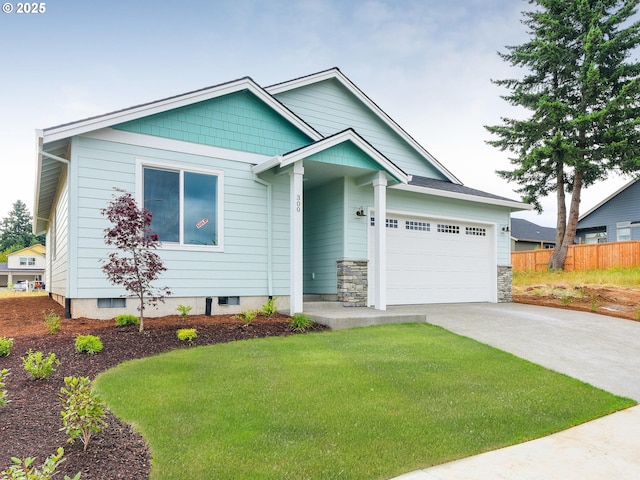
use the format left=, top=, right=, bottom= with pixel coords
left=368, top=214, right=494, bottom=305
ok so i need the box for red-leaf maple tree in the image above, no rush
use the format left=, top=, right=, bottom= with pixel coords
left=100, top=190, right=171, bottom=332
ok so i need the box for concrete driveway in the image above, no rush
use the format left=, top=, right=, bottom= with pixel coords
left=389, top=302, right=640, bottom=479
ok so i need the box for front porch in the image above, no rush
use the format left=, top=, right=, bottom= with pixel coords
left=302, top=295, right=427, bottom=330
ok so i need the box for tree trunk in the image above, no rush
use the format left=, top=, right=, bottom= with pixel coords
left=550, top=170, right=584, bottom=270
left=549, top=164, right=567, bottom=270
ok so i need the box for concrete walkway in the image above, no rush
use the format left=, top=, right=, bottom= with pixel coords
left=385, top=303, right=640, bottom=479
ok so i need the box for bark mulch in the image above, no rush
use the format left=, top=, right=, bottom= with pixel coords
left=0, top=296, right=325, bottom=479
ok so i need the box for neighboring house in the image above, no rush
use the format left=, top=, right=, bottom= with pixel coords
left=510, top=218, right=556, bottom=251
left=0, top=244, right=46, bottom=287
left=34, top=67, right=529, bottom=320
left=576, top=178, right=640, bottom=244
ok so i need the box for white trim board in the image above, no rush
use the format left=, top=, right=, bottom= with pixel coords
left=85, top=128, right=270, bottom=165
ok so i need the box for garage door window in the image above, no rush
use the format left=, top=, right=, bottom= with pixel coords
left=369, top=217, right=400, bottom=228
left=466, top=227, right=487, bottom=236
left=406, top=220, right=430, bottom=231
left=437, top=224, right=460, bottom=234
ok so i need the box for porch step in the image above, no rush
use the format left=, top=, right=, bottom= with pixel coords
left=303, top=301, right=427, bottom=330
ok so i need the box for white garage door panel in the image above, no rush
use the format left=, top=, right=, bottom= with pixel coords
left=369, top=214, right=493, bottom=305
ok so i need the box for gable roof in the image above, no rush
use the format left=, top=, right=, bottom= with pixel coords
left=253, top=129, right=410, bottom=184
left=266, top=67, right=461, bottom=185
left=35, top=77, right=323, bottom=233
left=579, top=177, right=640, bottom=221
left=39, top=77, right=321, bottom=143
left=8, top=244, right=46, bottom=257
left=35, top=68, right=531, bottom=233
left=510, top=218, right=556, bottom=243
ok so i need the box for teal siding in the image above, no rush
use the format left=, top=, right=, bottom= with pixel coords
left=307, top=141, right=384, bottom=170
left=303, top=180, right=345, bottom=294
left=113, top=90, right=312, bottom=156
left=274, top=79, right=447, bottom=179
left=70, top=135, right=291, bottom=299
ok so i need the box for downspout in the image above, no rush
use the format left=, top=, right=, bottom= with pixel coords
left=253, top=175, right=273, bottom=297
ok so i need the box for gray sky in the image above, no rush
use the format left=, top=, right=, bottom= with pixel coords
left=1, top=0, right=636, bottom=227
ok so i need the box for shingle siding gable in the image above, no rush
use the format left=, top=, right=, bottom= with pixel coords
left=112, top=90, right=312, bottom=156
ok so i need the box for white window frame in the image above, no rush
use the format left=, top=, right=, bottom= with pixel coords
left=617, top=221, right=631, bottom=242
left=585, top=232, right=607, bottom=244
left=136, top=158, right=224, bottom=252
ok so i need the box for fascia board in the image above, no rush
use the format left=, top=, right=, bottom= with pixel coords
left=85, top=128, right=270, bottom=165
left=33, top=131, right=45, bottom=234
left=578, top=177, right=640, bottom=221
left=42, top=79, right=322, bottom=144
left=394, top=183, right=533, bottom=211
left=252, top=156, right=283, bottom=175
left=266, top=68, right=339, bottom=95
left=268, top=68, right=462, bottom=184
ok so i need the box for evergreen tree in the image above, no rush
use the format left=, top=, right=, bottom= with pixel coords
left=0, top=200, right=42, bottom=251
left=486, top=0, right=640, bottom=269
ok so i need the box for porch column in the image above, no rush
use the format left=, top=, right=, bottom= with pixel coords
left=289, top=161, right=304, bottom=314
left=373, top=172, right=387, bottom=310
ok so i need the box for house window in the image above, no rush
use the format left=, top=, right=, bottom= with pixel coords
left=585, top=232, right=607, bottom=244
left=142, top=165, right=221, bottom=248
left=18, top=257, right=35, bottom=266
left=218, top=296, right=240, bottom=306
left=97, top=298, right=126, bottom=308
left=617, top=221, right=631, bottom=242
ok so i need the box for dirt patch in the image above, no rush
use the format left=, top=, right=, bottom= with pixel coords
left=0, top=296, right=325, bottom=479
left=514, top=285, right=640, bottom=321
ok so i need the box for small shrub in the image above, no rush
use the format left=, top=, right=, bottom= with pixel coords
left=21, top=350, right=59, bottom=380
left=289, top=313, right=313, bottom=332
left=177, top=304, right=192, bottom=319
left=560, top=295, right=573, bottom=306
left=115, top=314, right=140, bottom=327
left=0, top=336, right=14, bottom=357
left=590, top=298, right=600, bottom=312
left=59, top=376, right=108, bottom=452
left=234, top=309, right=258, bottom=326
left=75, top=335, right=103, bottom=354
left=43, top=309, right=61, bottom=335
left=261, top=297, right=278, bottom=318
left=0, top=368, right=9, bottom=407
left=1, top=447, right=81, bottom=480
left=177, top=328, right=198, bottom=342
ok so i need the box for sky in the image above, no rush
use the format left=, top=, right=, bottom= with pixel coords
left=1, top=0, right=637, bottom=228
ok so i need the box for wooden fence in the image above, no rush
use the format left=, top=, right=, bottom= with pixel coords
left=511, top=241, right=640, bottom=272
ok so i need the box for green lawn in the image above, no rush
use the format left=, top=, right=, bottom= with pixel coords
left=513, top=266, right=640, bottom=289
left=95, top=324, right=634, bottom=480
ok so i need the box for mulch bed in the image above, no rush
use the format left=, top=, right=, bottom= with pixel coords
left=0, top=296, right=325, bottom=479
